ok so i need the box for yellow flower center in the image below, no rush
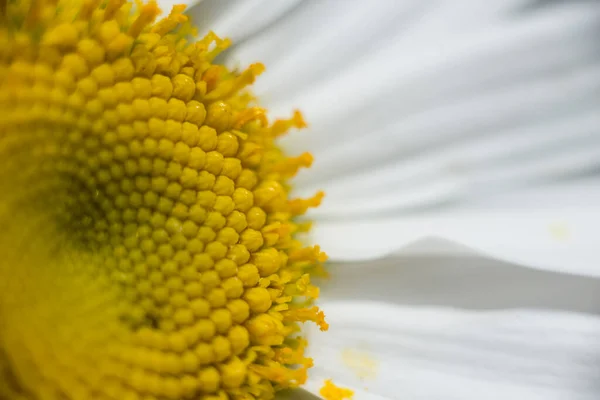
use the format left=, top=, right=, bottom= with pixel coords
left=0, top=1, right=327, bottom=399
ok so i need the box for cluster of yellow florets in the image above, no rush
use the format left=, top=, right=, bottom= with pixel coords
left=0, top=0, right=327, bottom=399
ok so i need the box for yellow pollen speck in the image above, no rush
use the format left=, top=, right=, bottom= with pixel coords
left=548, top=222, right=570, bottom=241
left=341, top=348, right=379, bottom=380
left=320, top=379, right=354, bottom=400
left=0, top=1, right=327, bottom=399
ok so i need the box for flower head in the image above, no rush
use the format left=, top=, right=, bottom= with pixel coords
left=0, top=0, right=326, bottom=398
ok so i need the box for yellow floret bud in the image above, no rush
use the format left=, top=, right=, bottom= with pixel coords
left=243, top=287, right=272, bottom=313
left=246, top=314, right=285, bottom=346
left=198, top=366, right=221, bottom=394
left=42, top=24, right=79, bottom=47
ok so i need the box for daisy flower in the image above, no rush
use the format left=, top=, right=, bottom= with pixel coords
left=1, top=0, right=600, bottom=400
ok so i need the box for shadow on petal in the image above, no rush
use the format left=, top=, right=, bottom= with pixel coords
left=318, top=248, right=600, bottom=315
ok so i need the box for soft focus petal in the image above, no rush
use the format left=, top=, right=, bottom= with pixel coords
left=309, top=206, right=600, bottom=277
left=188, top=0, right=302, bottom=43
left=302, top=255, right=600, bottom=399
left=191, top=0, right=600, bottom=271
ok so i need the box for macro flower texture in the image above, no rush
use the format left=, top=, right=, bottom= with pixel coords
left=0, top=0, right=327, bottom=399
left=2, top=0, right=600, bottom=400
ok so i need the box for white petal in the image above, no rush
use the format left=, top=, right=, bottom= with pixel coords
left=297, top=109, right=600, bottom=217
left=302, top=255, right=600, bottom=399
left=186, top=0, right=302, bottom=43
left=309, top=205, right=600, bottom=277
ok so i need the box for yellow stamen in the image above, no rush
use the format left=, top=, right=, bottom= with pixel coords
left=104, top=0, right=126, bottom=20
left=204, top=62, right=265, bottom=101
left=128, top=2, right=160, bottom=37
left=234, top=106, right=268, bottom=129
left=151, top=4, right=187, bottom=36
left=283, top=306, right=329, bottom=332
left=271, top=152, right=314, bottom=177
left=271, top=110, right=307, bottom=137
left=289, top=191, right=325, bottom=215
left=290, top=273, right=320, bottom=299
left=289, top=245, right=328, bottom=263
